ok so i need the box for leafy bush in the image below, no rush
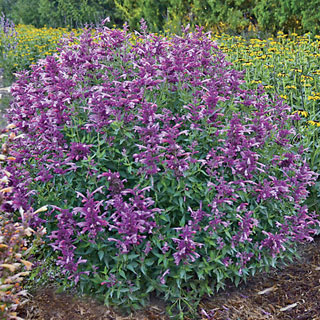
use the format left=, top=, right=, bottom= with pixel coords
left=2, top=0, right=320, bottom=34
left=4, top=22, right=319, bottom=317
left=0, top=125, right=46, bottom=319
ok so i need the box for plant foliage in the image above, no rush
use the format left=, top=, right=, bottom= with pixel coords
left=1, top=0, right=320, bottom=34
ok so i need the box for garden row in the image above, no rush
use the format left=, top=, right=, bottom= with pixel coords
left=1, top=19, right=320, bottom=319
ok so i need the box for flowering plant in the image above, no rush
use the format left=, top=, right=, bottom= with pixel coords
left=0, top=13, right=18, bottom=84
left=0, top=125, right=46, bottom=319
left=4, top=21, right=319, bottom=317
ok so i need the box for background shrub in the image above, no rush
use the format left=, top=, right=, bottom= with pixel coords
left=3, top=23, right=319, bottom=317
left=1, top=0, right=320, bottom=34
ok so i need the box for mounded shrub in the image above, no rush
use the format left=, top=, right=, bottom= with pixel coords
left=4, top=21, right=319, bottom=317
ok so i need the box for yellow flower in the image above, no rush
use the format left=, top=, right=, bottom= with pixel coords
left=285, top=85, right=297, bottom=89
left=290, top=68, right=302, bottom=73
left=301, top=75, right=313, bottom=81
left=292, top=110, right=308, bottom=117
left=280, top=94, right=288, bottom=99
left=308, top=95, right=320, bottom=101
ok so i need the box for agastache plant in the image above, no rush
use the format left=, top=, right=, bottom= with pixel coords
left=3, top=20, right=319, bottom=317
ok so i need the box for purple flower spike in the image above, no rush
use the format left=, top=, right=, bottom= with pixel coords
left=173, top=222, right=203, bottom=265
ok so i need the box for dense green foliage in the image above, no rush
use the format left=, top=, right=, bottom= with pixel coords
left=1, top=0, right=320, bottom=34
left=1, top=0, right=121, bottom=28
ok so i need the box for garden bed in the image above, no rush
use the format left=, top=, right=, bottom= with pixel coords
left=17, top=236, right=320, bottom=320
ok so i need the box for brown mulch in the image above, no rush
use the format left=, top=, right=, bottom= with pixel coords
left=17, top=289, right=168, bottom=320
left=201, top=235, right=320, bottom=320
left=18, top=236, right=320, bottom=320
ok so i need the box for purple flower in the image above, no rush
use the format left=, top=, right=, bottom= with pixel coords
left=106, top=187, right=160, bottom=253
left=49, top=206, right=86, bottom=278
left=232, top=210, right=259, bottom=245
left=144, top=241, right=152, bottom=255
left=159, top=268, right=170, bottom=285
left=259, top=231, right=287, bottom=257
left=161, top=241, right=169, bottom=253
left=73, top=186, right=107, bottom=239
left=188, top=202, right=209, bottom=225
left=236, top=251, right=254, bottom=268
left=68, top=142, right=92, bottom=161
left=97, top=170, right=126, bottom=195
left=172, top=222, right=203, bottom=265
left=101, top=273, right=117, bottom=288
left=222, top=257, right=231, bottom=267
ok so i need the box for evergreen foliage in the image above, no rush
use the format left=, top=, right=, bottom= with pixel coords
left=1, top=0, right=320, bottom=34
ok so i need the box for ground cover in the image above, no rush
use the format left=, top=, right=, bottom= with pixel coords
left=1, top=20, right=320, bottom=319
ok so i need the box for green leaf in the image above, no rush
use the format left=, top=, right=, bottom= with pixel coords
left=140, top=264, right=147, bottom=276
left=179, top=215, right=185, bottom=227
left=179, top=268, right=186, bottom=280
left=178, top=197, right=184, bottom=211
left=146, top=285, right=154, bottom=293
left=127, top=263, right=137, bottom=274
left=128, top=253, right=140, bottom=260
left=234, top=276, right=241, bottom=287
left=119, top=270, right=126, bottom=279
left=98, top=250, right=104, bottom=261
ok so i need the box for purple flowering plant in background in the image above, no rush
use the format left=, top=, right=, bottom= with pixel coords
left=0, top=13, right=18, bottom=84
left=2, top=20, right=319, bottom=317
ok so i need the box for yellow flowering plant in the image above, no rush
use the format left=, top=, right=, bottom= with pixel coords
left=0, top=20, right=81, bottom=85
